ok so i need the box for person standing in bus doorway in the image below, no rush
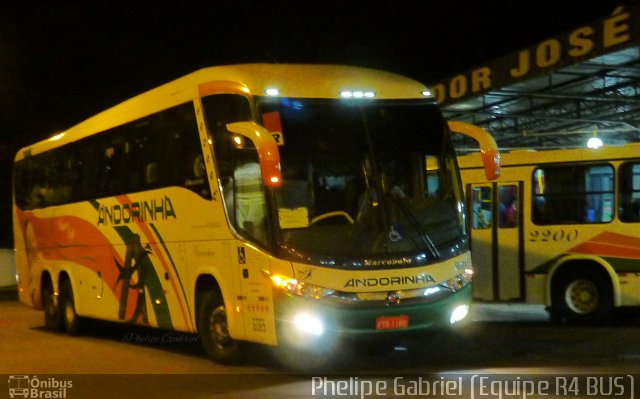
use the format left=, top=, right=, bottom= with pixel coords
left=505, top=196, right=518, bottom=227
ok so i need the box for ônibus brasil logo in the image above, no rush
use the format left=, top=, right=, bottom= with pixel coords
left=8, top=375, right=72, bottom=398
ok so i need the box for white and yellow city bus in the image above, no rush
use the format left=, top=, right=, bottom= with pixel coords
left=457, top=143, right=640, bottom=324
left=12, top=64, right=498, bottom=367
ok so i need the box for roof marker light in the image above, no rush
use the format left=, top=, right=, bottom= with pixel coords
left=340, top=90, right=375, bottom=99
left=265, top=88, right=279, bottom=96
left=422, top=89, right=432, bottom=97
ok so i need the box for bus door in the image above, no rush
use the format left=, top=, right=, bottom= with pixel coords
left=235, top=242, right=274, bottom=343
left=469, top=184, right=494, bottom=300
left=496, top=182, right=523, bottom=301
left=232, top=155, right=277, bottom=344
left=468, top=182, right=523, bottom=301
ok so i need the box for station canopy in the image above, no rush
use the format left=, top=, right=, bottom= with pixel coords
left=428, top=4, right=640, bottom=152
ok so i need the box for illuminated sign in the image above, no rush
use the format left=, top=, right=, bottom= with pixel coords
left=429, top=6, right=638, bottom=105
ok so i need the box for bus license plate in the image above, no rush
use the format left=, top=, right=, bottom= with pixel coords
left=375, top=315, right=409, bottom=330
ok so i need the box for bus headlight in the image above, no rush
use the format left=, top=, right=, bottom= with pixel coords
left=267, top=272, right=335, bottom=299
left=293, top=312, right=324, bottom=336
left=450, top=304, right=469, bottom=324
left=441, top=268, right=473, bottom=292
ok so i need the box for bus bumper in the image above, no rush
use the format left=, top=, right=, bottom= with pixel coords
left=274, top=284, right=472, bottom=347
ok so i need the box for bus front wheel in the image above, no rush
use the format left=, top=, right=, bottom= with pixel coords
left=551, top=268, right=612, bottom=325
left=198, top=290, right=243, bottom=364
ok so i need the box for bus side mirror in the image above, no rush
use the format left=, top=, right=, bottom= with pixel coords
left=448, top=121, right=500, bottom=180
left=226, top=122, right=283, bottom=187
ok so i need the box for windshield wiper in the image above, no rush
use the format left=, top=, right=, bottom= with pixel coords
left=391, top=193, right=440, bottom=259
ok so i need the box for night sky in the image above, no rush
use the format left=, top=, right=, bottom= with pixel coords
left=1, top=1, right=624, bottom=144
left=0, top=1, right=628, bottom=245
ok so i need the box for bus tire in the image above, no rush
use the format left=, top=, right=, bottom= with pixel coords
left=198, top=290, right=243, bottom=364
left=60, top=280, right=83, bottom=335
left=552, top=268, right=612, bottom=325
left=42, top=280, right=63, bottom=332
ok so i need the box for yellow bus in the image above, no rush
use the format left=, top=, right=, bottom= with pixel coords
left=13, top=64, right=498, bottom=367
left=458, top=143, right=640, bottom=324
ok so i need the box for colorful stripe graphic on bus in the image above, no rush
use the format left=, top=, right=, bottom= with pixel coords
left=16, top=208, right=173, bottom=329
left=528, top=231, right=640, bottom=275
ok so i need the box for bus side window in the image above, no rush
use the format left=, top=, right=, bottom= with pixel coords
left=220, top=140, right=268, bottom=246
left=532, top=164, right=613, bottom=225
left=98, top=143, right=125, bottom=197
left=425, top=156, right=440, bottom=198
left=471, top=186, right=492, bottom=229
left=499, top=185, right=518, bottom=228
left=183, top=151, right=212, bottom=200
left=202, top=94, right=265, bottom=244
left=233, top=151, right=267, bottom=244
left=161, top=104, right=210, bottom=199
left=620, top=162, right=640, bottom=223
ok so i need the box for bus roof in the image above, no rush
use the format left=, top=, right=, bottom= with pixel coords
left=457, top=143, right=640, bottom=170
left=16, top=64, right=431, bottom=160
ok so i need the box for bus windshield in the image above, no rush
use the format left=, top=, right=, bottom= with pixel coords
left=258, top=98, right=466, bottom=268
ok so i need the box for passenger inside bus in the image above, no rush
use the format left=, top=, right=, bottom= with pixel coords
left=504, top=196, right=518, bottom=227
left=473, top=200, right=492, bottom=229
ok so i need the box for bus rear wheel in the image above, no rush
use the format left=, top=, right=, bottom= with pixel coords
left=551, top=268, right=612, bottom=325
left=198, top=290, right=243, bottom=364
left=42, top=281, right=63, bottom=332
left=60, top=280, right=83, bottom=335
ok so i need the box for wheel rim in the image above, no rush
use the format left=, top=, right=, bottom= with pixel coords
left=208, top=305, right=231, bottom=347
left=565, top=279, right=599, bottom=314
left=64, top=299, right=75, bottom=326
left=44, top=289, right=57, bottom=318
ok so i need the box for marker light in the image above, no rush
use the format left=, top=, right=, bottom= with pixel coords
left=450, top=304, right=469, bottom=324
left=267, top=272, right=334, bottom=299
left=265, top=88, right=279, bottom=96
left=49, top=132, right=65, bottom=141
left=340, top=90, right=375, bottom=98
left=421, top=89, right=432, bottom=97
left=270, top=274, right=297, bottom=290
